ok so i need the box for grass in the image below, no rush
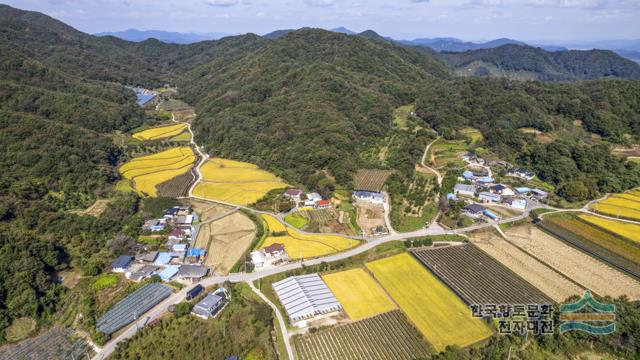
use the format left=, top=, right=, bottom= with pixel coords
left=322, top=268, right=396, bottom=321
left=260, top=214, right=359, bottom=259
left=132, top=123, right=188, bottom=141
left=193, top=158, right=288, bottom=206
left=365, top=253, right=492, bottom=352
left=138, top=235, right=164, bottom=246
left=284, top=212, right=308, bottom=229
left=392, top=104, right=414, bottom=129
left=5, top=317, right=36, bottom=342
left=119, top=147, right=195, bottom=196
left=578, top=214, right=640, bottom=243
left=92, top=273, right=120, bottom=291
left=460, top=127, right=483, bottom=145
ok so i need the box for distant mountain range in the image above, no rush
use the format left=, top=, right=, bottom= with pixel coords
left=94, top=26, right=640, bottom=64
left=95, top=29, right=231, bottom=44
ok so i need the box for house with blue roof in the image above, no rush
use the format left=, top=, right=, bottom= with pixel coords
left=154, top=252, right=173, bottom=266
left=462, top=170, right=475, bottom=180
left=158, top=265, right=180, bottom=281
left=515, top=187, right=532, bottom=194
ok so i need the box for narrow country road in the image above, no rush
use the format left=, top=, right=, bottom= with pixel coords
left=249, top=282, right=295, bottom=360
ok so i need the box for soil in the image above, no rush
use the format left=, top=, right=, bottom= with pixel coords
left=355, top=203, right=385, bottom=236
left=201, top=212, right=256, bottom=275
left=505, top=224, right=640, bottom=300
left=469, top=229, right=583, bottom=302
left=74, top=199, right=110, bottom=217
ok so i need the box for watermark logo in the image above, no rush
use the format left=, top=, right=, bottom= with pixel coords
left=559, top=291, right=616, bottom=335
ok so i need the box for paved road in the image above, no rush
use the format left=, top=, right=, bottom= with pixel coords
left=248, top=282, right=294, bottom=360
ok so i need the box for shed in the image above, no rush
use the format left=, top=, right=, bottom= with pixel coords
left=454, top=184, right=476, bottom=197
left=154, top=252, right=172, bottom=266
left=158, top=265, right=180, bottom=281
left=272, top=273, right=342, bottom=323
left=515, top=187, right=532, bottom=194
left=462, top=170, right=475, bottom=180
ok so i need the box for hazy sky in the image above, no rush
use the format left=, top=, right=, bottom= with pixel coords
left=6, top=0, right=640, bottom=41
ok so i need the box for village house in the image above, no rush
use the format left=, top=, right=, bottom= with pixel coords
left=352, top=191, right=385, bottom=204
left=135, top=251, right=158, bottom=263
left=283, top=188, right=304, bottom=202
left=479, top=192, right=501, bottom=203
left=111, top=255, right=133, bottom=273
left=507, top=167, right=535, bottom=181
left=167, top=228, right=185, bottom=242
left=462, top=170, right=475, bottom=180
left=176, top=265, right=209, bottom=283
left=315, top=199, right=331, bottom=209
left=192, top=289, right=228, bottom=319
left=454, top=184, right=476, bottom=197
left=126, top=264, right=157, bottom=282
left=490, top=184, right=515, bottom=196
left=463, top=203, right=485, bottom=218
left=251, top=250, right=265, bottom=269
left=142, top=219, right=165, bottom=232
left=503, top=197, right=527, bottom=210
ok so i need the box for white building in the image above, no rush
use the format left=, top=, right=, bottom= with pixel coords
left=250, top=251, right=265, bottom=269
left=352, top=191, right=385, bottom=204
left=454, top=184, right=476, bottom=197
left=273, top=274, right=342, bottom=326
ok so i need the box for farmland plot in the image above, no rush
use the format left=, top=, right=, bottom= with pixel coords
left=0, top=326, right=92, bottom=360
left=468, top=230, right=582, bottom=302
left=366, top=253, right=492, bottom=352
left=590, top=191, right=640, bottom=221
left=578, top=214, right=640, bottom=244
left=200, top=212, right=255, bottom=274
left=322, top=268, right=396, bottom=320
left=156, top=171, right=193, bottom=197
left=193, top=158, right=288, bottom=206
left=260, top=214, right=359, bottom=259
left=132, top=123, right=188, bottom=141
left=354, top=169, right=392, bottom=192
left=540, top=215, right=640, bottom=280
left=505, top=224, right=640, bottom=300
left=355, top=203, right=386, bottom=236
left=413, top=244, right=552, bottom=305
left=294, top=310, right=431, bottom=360
left=118, top=147, right=195, bottom=196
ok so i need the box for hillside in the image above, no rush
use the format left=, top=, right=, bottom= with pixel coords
left=179, top=28, right=451, bottom=186
left=438, top=44, right=640, bottom=81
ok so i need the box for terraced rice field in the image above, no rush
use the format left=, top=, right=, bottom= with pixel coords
left=322, top=268, right=396, bottom=320
left=590, top=191, right=640, bottom=221
left=132, top=123, right=188, bottom=141
left=413, top=244, right=552, bottom=305
left=366, top=253, right=492, bottom=352
left=193, top=158, right=289, bottom=205
left=119, top=147, right=195, bottom=196
left=540, top=214, right=640, bottom=279
left=468, top=230, right=582, bottom=302
left=260, top=214, right=359, bottom=259
left=505, top=224, right=640, bottom=300
left=156, top=171, right=193, bottom=197
left=294, top=310, right=431, bottom=360
left=579, top=214, right=640, bottom=243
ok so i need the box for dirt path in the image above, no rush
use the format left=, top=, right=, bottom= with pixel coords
left=469, top=230, right=583, bottom=302
left=505, top=225, right=640, bottom=300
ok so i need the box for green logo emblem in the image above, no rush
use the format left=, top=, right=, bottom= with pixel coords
left=559, top=291, right=615, bottom=334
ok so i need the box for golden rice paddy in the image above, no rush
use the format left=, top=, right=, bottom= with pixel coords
left=132, top=123, right=188, bottom=141
left=578, top=214, right=640, bottom=244
left=118, top=147, right=195, bottom=196
left=366, top=253, right=492, bottom=352
left=322, top=268, right=396, bottom=321
left=590, top=191, right=640, bottom=221
left=259, top=214, right=358, bottom=259
left=193, top=158, right=289, bottom=206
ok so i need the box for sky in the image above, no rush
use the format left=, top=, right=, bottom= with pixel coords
left=6, top=0, right=640, bottom=41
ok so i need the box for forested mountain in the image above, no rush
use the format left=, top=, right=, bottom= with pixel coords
left=179, top=29, right=451, bottom=185
left=438, top=44, right=640, bottom=81
left=400, top=37, right=527, bottom=52
left=95, top=29, right=229, bottom=44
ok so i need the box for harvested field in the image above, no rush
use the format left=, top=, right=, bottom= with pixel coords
left=294, top=310, right=431, bottom=360
left=260, top=214, right=359, bottom=259
left=366, top=253, right=492, bottom=352
left=198, top=212, right=255, bottom=274
left=355, top=169, right=392, bottom=192
left=413, top=244, right=551, bottom=305
left=306, top=208, right=338, bottom=223
left=156, top=171, right=193, bottom=197
left=355, top=203, right=385, bottom=236
left=193, top=158, right=288, bottom=206
left=505, top=224, right=640, bottom=300
left=119, top=147, right=195, bottom=196
left=468, top=229, right=582, bottom=302
left=540, top=215, right=640, bottom=280
left=133, top=123, right=187, bottom=141
left=322, top=268, right=396, bottom=320
left=74, top=199, right=110, bottom=217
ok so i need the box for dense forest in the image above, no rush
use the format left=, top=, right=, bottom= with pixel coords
left=1, top=2, right=640, bottom=347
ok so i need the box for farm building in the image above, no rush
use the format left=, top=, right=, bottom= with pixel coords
left=284, top=189, right=304, bottom=202
left=479, top=192, right=501, bottom=203
left=454, top=184, right=476, bottom=197
left=503, top=197, right=527, bottom=210
left=483, top=209, right=499, bottom=220
left=531, top=189, right=548, bottom=199
left=273, top=273, right=342, bottom=325
left=515, top=187, right=532, bottom=194
left=476, top=176, right=495, bottom=184
left=352, top=191, right=385, bottom=204
left=446, top=193, right=457, bottom=201
left=176, top=265, right=209, bottom=282
left=462, top=170, right=475, bottom=180
left=158, top=265, right=180, bottom=281
left=97, top=283, right=171, bottom=334
left=111, top=255, right=133, bottom=273
left=186, top=284, right=204, bottom=300
left=251, top=251, right=265, bottom=269
left=154, top=252, right=173, bottom=266
left=192, top=289, right=228, bottom=319
left=174, top=215, right=194, bottom=225
left=463, top=203, right=485, bottom=217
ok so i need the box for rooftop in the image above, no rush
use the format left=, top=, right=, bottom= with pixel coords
left=272, top=273, right=341, bottom=322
